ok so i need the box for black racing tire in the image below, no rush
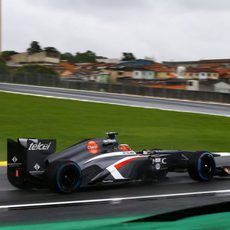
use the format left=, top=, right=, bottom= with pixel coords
left=156, top=170, right=168, bottom=180
left=46, top=160, right=81, bottom=194
left=188, top=152, right=216, bottom=182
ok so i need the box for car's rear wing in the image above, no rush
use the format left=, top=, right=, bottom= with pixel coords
left=7, top=138, right=56, bottom=177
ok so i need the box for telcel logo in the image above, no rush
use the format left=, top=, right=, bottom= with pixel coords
left=28, top=142, right=51, bottom=151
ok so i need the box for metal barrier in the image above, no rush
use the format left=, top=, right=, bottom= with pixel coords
left=0, top=74, right=230, bottom=103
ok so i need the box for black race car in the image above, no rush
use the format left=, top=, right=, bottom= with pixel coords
left=7, top=132, right=230, bottom=193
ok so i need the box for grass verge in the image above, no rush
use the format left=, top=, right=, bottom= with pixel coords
left=0, top=92, right=229, bottom=160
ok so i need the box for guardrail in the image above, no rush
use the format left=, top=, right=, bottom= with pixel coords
left=0, top=74, right=230, bottom=104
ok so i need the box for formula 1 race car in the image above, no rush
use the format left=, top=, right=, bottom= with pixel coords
left=7, top=132, right=230, bottom=193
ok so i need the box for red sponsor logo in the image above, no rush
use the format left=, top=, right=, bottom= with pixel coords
left=114, top=157, right=140, bottom=169
left=119, top=144, right=131, bottom=152
left=87, top=141, right=100, bottom=154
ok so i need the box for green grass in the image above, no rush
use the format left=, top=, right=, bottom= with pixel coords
left=0, top=92, right=230, bottom=160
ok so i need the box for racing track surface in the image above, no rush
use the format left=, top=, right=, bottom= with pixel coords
left=1, top=167, right=230, bottom=224
left=0, top=83, right=230, bottom=225
left=0, top=83, right=230, bottom=117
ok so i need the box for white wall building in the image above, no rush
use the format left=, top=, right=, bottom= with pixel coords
left=214, top=82, right=230, bottom=93
left=7, top=52, right=60, bottom=67
left=132, top=70, right=154, bottom=80
left=186, top=80, right=199, bottom=91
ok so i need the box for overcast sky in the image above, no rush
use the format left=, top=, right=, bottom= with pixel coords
left=3, top=0, right=230, bottom=61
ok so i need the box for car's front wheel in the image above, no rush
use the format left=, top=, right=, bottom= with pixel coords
left=188, top=152, right=216, bottom=182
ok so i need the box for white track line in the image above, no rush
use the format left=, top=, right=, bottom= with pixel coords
left=0, top=89, right=229, bottom=118
left=1, top=189, right=230, bottom=209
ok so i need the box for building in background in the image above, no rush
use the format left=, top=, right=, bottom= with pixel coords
left=214, top=82, right=230, bottom=93
left=183, top=67, right=219, bottom=80
left=6, top=52, right=60, bottom=67
left=164, top=59, right=230, bottom=69
left=187, top=79, right=230, bottom=93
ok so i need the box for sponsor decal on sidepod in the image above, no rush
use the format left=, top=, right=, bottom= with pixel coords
left=87, top=141, right=100, bottom=154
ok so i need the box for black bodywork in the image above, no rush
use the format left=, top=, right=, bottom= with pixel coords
left=7, top=132, right=230, bottom=193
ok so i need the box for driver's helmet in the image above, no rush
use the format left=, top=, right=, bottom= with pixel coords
left=119, top=144, right=131, bottom=152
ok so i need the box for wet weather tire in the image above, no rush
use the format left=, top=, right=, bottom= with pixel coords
left=156, top=170, right=168, bottom=180
left=188, top=152, right=216, bottom=182
left=47, top=161, right=81, bottom=194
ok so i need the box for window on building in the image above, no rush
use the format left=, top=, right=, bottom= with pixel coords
left=118, top=71, right=123, bottom=76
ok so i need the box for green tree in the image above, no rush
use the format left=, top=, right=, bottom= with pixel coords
left=27, top=41, right=42, bottom=54
left=0, top=50, right=18, bottom=61
left=74, top=50, right=97, bottom=63
left=15, top=65, right=58, bottom=77
left=61, top=52, right=75, bottom=63
left=61, top=51, right=98, bottom=63
left=121, top=52, right=136, bottom=61
left=0, top=60, right=9, bottom=74
left=44, top=47, right=60, bottom=55
left=96, top=55, right=107, bottom=59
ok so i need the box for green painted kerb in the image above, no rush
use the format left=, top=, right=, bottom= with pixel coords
left=1, top=212, right=230, bottom=230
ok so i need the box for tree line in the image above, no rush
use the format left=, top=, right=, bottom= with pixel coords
left=0, top=41, right=137, bottom=76
left=2, top=41, right=136, bottom=63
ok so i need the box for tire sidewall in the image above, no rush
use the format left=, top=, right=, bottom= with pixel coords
left=197, top=152, right=215, bottom=181
left=188, top=152, right=216, bottom=182
left=47, top=161, right=81, bottom=193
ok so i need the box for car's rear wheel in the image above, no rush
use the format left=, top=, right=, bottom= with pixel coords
left=188, top=152, right=216, bottom=182
left=155, top=170, right=168, bottom=180
left=46, top=160, right=81, bottom=193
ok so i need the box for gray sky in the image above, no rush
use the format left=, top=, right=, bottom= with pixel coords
left=3, top=0, right=230, bottom=61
